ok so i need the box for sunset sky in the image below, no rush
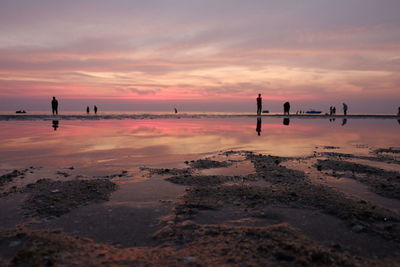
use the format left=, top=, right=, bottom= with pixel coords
left=0, top=0, right=399, bottom=113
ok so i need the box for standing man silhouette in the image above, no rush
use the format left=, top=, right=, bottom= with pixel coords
left=256, top=94, right=262, bottom=115
left=343, top=103, right=348, bottom=116
left=283, top=102, right=290, bottom=115
left=51, top=97, right=58, bottom=115
left=86, top=106, right=90, bottom=114
left=94, top=105, right=98, bottom=115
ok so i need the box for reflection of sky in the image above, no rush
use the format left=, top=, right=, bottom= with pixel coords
left=0, top=118, right=398, bottom=170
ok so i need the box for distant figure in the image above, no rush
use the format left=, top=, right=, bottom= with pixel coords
left=52, top=120, right=59, bottom=131
left=86, top=106, right=90, bottom=114
left=283, top=102, right=290, bottom=115
left=174, top=108, right=178, bottom=114
left=343, top=103, right=348, bottom=116
left=342, top=118, right=347, bottom=126
left=329, top=106, right=333, bottom=116
left=94, top=105, right=98, bottom=115
left=397, top=106, right=400, bottom=116
left=332, top=106, right=336, bottom=115
left=283, top=118, right=290, bottom=126
left=256, top=94, right=262, bottom=115
left=51, top=96, right=58, bottom=115
left=256, top=117, right=262, bottom=136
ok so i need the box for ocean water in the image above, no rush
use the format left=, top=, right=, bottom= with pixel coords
left=0, top=116, right=398, bottom=173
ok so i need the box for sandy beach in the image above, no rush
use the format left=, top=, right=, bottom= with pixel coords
left=0, top=117, right=399, bottom=266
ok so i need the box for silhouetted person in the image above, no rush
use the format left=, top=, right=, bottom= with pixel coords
left=343, top=103, right=348, bottom=116
left=52, top=120, right=59, bottom=131
left=86, top=106, right=90, bottom=114
left=256, top=117, right=262, bottom=136
left=342, top=118, right=347, bottom=126
left=332, top=106, right=336, bottom=115
left=283, top=102, right=290, bottom=115
left=397, top=106, right=400, bottom=116
left=51, top=97, right=58, bottom=115
left=174, top=108, right=178, bottom=114
left=329, top=106, right=333, bottom=116
left=283, top=117, right=290, bottom=126
left=256, top=94, right=262, bottom=115
left=94, top=105, right=98, bottom=115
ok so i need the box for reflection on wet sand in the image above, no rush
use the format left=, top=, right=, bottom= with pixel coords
left=283, top=117, right=290, bottom=126
left=52, top=120, right=59, bottom=131
left=256, top=117, right=262, bottom=136
left=0, top=118, right=399, bottom=171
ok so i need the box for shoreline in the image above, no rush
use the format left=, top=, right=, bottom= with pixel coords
left=1, top=113, right=399, bottom=121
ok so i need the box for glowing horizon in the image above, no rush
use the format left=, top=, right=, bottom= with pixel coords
left=0, top=0, right=399, bottom=113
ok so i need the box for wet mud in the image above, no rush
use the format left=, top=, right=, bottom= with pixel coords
left=23, top=179, right=117, bottom=218
left=0, top=149, right=399, bottom=266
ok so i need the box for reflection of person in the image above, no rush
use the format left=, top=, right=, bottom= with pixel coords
left=94, top=105, right=98, bottom=114
left=343, top=103, right=348, bottom=116
left=256, top=117, right=262, bottom=136
left=283, top=117, right=290, bottom=126
left=283, top=102, right=290, bottom=115
left=341, top=118, right=347, bottom=126
left=256, top=94, right=262, bottom=115
left=51, top=97, right=58, bottom=115
left=52, top=120, right=59, bottom=131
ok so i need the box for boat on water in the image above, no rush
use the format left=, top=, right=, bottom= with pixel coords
left=305, top=110, right=322, bottom=114
left=15, top=110, right=27, bottom=114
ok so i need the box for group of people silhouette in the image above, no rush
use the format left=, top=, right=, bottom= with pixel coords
left=51, top=97, right=98, bottom=115
left=256, top=94, right=350, bottom=116
left=87, top=105, right=98, bottom=114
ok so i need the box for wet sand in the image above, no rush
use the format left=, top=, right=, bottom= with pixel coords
left=1, top=146, right=400, bottom=266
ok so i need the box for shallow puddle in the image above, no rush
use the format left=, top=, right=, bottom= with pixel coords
left=283, top=158, right=400, bottom=213
left=198, top=160, right=255, bottom=176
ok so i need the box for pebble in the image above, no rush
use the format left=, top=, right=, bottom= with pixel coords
left=184, top=256, right=196, bottom=264
left=9, top=240, right=21, bottom=247
left=352, top=224, right=364, bottom=233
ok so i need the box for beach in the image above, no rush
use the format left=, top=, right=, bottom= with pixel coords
left=0, top=115, right=399, bottom=266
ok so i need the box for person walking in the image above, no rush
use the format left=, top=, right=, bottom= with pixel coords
left=256, top=94, right=262, bottom=115
left=343, top=103, right=348, bottom=116
left=94, top=105, right=98, bottom=115
left=51, top=96, right=58, bottom=115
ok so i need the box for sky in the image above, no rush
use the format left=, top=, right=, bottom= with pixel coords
left=0, top=0, right=399, bottom=113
